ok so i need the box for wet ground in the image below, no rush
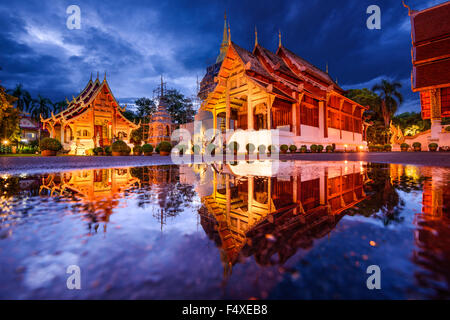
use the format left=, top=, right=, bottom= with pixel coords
left=0, top=160, right=449, bottom=299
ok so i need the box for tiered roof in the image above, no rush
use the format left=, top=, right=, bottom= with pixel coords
left=41, top=76, right=138, bottom=129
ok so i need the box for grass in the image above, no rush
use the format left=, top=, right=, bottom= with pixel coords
left=0, top=153, right=40, bottom=157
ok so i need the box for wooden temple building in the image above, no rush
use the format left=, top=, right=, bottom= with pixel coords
left=194, top=17, right=369, bottom=152
left=41, top=74, right=139, bottom=155
left=405, top=1, right=450, bottom=147
left=194, top=161, right=370, bottom=270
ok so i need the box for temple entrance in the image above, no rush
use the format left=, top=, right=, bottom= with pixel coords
left=94, top=125, right=104, bottom=147
left=64, top=126, right=73, bottom=143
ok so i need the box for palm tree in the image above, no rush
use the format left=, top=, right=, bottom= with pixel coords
left=30, top=95, right=52, bottom=121
left=52, top=100, right=68, bottom=114
left=7, top=84, right=33, bottom=112
left=372, top=80, right=403, bottom=129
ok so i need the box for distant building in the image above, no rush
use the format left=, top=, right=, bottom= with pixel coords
left=19, top=116, right=39, bottom=142
left=41, top=74, right=139, bottom=155
left=406, top=1, right=450, bottom=147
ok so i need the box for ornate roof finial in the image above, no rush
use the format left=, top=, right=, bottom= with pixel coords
left=326, top=62, right=329, bottom=74
left=228, top=23, right=231, bottom=45
left=160, top=74, right=164, bottom=98
left=104, top=71, right=106, bottom=81
left=96, top=71, right=99, bottom=80
left=402, top=0, right=412, bottom=16
left=90, top=72, right=92, bottom=81
left=254, top=26, right=258, bottom=47
left=278, top=29, right=282, bottom=47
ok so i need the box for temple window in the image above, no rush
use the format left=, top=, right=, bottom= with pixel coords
left=441, top=88, right=450, bottom=117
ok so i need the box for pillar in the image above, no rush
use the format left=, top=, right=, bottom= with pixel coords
left=430, top=88, right=441, bottom=141
left=267, top=96, right=272, bottom=130
left=292, top=102, right=297, bottom=135
left=318, top=101, right=324, bottom=139
left=248, top=99, right=254, bottom=130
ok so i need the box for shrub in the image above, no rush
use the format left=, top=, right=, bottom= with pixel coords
left=112, top=140, right=129, bottom=153
left=412, top=142, right=421, bottom=148
left=246, top=143, right=255, bottom=153
left=192, top=144, right=201, bottom=154
left=130, top=128, right=143, bottom=146
left=289, top=145, right=297, bottom=153
left=384, top=144, right=392, bottom=151
left=258, top=145, right=266, bottom=154
left=104, top=145, right=112, bottom=155
left=158, top=141, right=172, bottom=153
left=317, top=145, right=324, bottom=152
left=155, top=146, right=160, bottom=154
left=310, top=144, right=318, bottom=152
left=93, top=147, right=104, bottom=155
left=400, top=143, right=409, bottom=149
left=429, top=143, right=438, bottom=150
left=142, top=144, right=154, bottom=153
left=280, top=144, right=289, bottom=152
left=445, top=126, right=450, bottom=132
left=133, top=145, right=143, bottom=154
left=326, top=145, right=333, bottom=152
left=300, top=145, right=307, bottom=152
left=39, top=138, right=62, bottom=151
left=228, top=141, right=239, bottom=153
left=268, top=145, right=277, bottom=153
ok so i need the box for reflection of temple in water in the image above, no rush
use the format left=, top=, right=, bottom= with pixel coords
left=197, top=162, right=370, bottom=272
left=39, top=168, right=139, bottom=232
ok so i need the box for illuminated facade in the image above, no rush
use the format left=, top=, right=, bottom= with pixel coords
left=195, top=18, right=368, bottom=152
left=41, top=74, right=139, bottom=155
left=406, top=1, right=450, bottom=147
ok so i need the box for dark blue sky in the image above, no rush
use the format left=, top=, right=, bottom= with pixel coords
left=0, top=0, right=445, bottom=113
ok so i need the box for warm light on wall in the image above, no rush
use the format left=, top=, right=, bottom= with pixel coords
left=2, top=140, right=9, bottom=145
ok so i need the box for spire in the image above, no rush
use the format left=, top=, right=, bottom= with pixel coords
left=160, top=74, right=164, bottom=97
left=216, top=12, right=229, bottom=63
left=96, top=71, right=99, bottom=80
left=326, top=63, right=329, bottom=74
left=90, top=72, right=92, bottom=81
left=104, top=71, right=106, bottom=81
left=278, top=29, right=282, bottom=47
left=254, top=26, right=258, bottom=47
left=227, top=22, right=231, bottom=45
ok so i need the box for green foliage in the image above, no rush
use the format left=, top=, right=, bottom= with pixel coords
left=300, top=145, right=307, bottom=152
left=384, top=144, right=392, bottom=151
left=130, top=127, right=143, bottom=145
left=326, top=145, right=333, bottom=151
left=133, top=145, right=143, bottom=154
left=104, top=145, right=112, bottom=155
left=412, top=142, right=421, bottom=148
left=93, top=147, right=104, bottom=155
left=428, top=143, right=438, bottom=149
left=246, top=143, right=255, bottom=153
left=112, top=140, right=129, bottom=152
left=310, top=144, right=318, bottom=152
left=400, top=143, right=409, bottom=149
left=392, top=112, right=430, bottom=136
left=158, top=141, right=172, bottom=152
left=39, top=138, right=62, bottom=151
left=135, top=97, right=156, bottom=119
left=445, top=126, right=450, bottom=132
left=164, top=89, right=196, bottom=124
left=317, top=145, right=324, bottom=152
left=280, top=144, right=289, bottom=152
left=268, top=145, right=276, bottom=153
left=142, top=144, right=154, bottom=153
left=289, top=145, right=297, bottom=152
left=257, top=145, right=266, bottom=154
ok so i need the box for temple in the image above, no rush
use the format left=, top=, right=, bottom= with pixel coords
left=145, top=76, right=174, bottom=146
left=406, top=1, right=450, bottom=147
left=41, top=74, right=139, bottom=155
left=192, top=161, right=370, bottom=270
left=194, top=18, right=369, bottom=151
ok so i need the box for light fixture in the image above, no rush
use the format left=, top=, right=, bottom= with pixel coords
left=2, top=140, right=9, bottom=145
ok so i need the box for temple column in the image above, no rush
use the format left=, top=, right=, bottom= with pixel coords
left=248, top=176, right=254, bottom=212
left=339, top=98, right=344, bottom=140
left=226, top=81, right=231, bottom=143
left=324, top=96, right=329, bottom=138
left=226, top=174, right=231, bottom=216
left=267, top=96, right=272, bottom=130
left=430, top=88, right=441, bottom=141
left=318, top=101, right=324, bottom=139
left=248, top=99, right=254, bottom=130
left=292, top=102, right=297, bottom=135
left=61, top=123, right=65, bottom=143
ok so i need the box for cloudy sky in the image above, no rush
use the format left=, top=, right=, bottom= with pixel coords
left=0, top=0, right=445, bottom=113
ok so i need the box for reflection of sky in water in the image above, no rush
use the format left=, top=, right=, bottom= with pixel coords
left=0, top=162, right=449, bottom=299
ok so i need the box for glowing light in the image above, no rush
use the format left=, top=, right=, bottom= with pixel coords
left=2, top=140, right=9, bottom=145
left=369, top=241, right=376, bottom=247
left=359, top=145, right=364, bottom=150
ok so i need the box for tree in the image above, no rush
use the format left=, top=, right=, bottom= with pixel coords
left=135, top=97, right=156, bottom=120
left=372, top=79, right=403, bottom=128
left=164, top=89, right=195, bottom=125
left=30, top=95, right=52, bottom=121
left=392, top=112, right=430, bottom=136
left=52, top=100, right=68, bottom=114
left=122, top=109, right=137, bottom=122
left=0, top=85, right=20, bottom=143
left=7, top=83, right=33, bottom=112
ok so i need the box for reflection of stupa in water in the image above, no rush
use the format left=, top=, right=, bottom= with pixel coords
left=198, top=161, right=371, bottom=272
